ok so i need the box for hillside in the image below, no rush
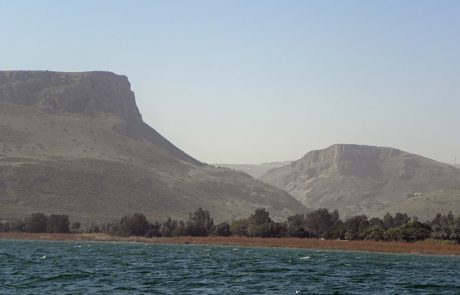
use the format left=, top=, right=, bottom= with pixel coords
left=214, top=162, right=291, bottom=178
left=385, top=189, right=460, bottom=221
left=260, top=144, right=460, bottom=218
left=0, top=71, right=306, bottom=223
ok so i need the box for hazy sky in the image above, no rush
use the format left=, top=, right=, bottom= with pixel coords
left=1, top=1, right=459, bottom=164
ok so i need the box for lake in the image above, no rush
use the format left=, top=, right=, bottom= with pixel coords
left=1, top=240, right=460, bottom=294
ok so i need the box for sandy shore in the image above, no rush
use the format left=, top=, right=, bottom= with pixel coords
left=1, top=232, right=460, bottom=256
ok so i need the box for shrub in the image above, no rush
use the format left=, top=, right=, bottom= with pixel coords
left=47, top=215, right=70, bottom=233
left=24, top=213, right=48, bottom=233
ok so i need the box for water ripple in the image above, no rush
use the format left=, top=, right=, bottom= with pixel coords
left=1, top=240, right=460, bottom=294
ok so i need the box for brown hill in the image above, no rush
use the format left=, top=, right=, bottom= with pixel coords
left=260, top=144, right=460, bottom=219
left=0, top=71, right=306, bottom=223
left=214, top=162, right=291, bottom=178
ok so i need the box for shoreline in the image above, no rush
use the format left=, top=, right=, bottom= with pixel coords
left=1, top=232, right=460, bottom=256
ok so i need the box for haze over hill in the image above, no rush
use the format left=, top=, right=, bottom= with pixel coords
left=260, top=144, right=460, bottom=220
left=0, top=71, right=306, bottom=223
left=214, top=162, right=291, bottom=178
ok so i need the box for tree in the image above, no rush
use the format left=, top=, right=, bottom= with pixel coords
left=364, top=217, right=386, bottom=240
left=47, top=215, right=70, bottom=233
left=145, top=222, right=161, bottom=238
left=25, top=213, right=48, bottom=233
left=71, top=222, right=81, bottom=233
left=394, top=213, right=410, bottom=227
left=213, top=222, right=231, bottom=236
left=160, top=218, right=178, bottom=237
left=117, top=213, right=150, bottom=236
left=247, top=208, right=274, bottom=237
left=387, top=221, right=431, bottom=242
left=286, top=214, right=311, bottom=238
left=383, top=213, right=394, bottom=229
left=188, top=208, right=214, bottom=236
left=230, top=219, right=249, bottom=236
left=305, top=209, right=339, bottom=238
left=345, top=215, right=369, bottom=240
left=369, top=217, right=384, bottom=228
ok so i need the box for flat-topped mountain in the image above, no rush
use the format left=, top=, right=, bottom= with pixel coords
left=260, top=144, right=460, bottom=220
left=0, top=71, right=306, bottom=223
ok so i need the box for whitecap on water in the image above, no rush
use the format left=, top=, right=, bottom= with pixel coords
left=299, top=256, right=310, bottom=260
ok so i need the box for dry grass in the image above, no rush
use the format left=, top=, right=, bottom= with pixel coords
left=2, top=233, right=460, bottom=256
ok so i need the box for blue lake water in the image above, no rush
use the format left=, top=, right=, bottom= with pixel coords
left=1, top=240, right=460, bottom=294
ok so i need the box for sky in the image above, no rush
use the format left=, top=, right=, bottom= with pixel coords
left=1, top=1, right=459, bottom=164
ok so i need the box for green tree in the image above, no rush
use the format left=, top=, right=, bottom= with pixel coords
left=145, top=221, right=161, bottom=238
left=383, top=213, right=394, bottom=229
left=247, top=208, right=274, bottom=237
left=71, top=222, right=81, bottom=233
left=387, top=221, right=431, bottom=242
left=188, top=208, right=214, bottom=236
left=25, top=213, right=48, bottom=233
left=47, top=215, right=70, bottom=233
left=305, top=209, right=339, bottom=238
left=344, top=215, right=369, bottom=240
left=117, top=213, right=150, bottom=236
left=394, top=213, right=410, bottom=227
left=286, top=214, right=311, bottom=238
left=213, top=222, right=231, bottom=236
left=230, top=219, right=249, bottom=236
left=160, top=218, right=178, bottom=237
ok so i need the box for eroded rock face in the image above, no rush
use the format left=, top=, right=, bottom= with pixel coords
left=0, top=71, right=202, bottom=165
left=0, top=71, right=142, bottom=123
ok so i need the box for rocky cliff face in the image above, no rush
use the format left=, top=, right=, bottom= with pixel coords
left=260, top=144, right=460, bottom=219
left=0, top=71, right=306, bottom=222
left=0, top=71, right=141, bottom=121
left=0, top=71, right=200, bottom=165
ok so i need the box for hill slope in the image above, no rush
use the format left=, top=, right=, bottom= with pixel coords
left=0, top=71, right=306, bottom=223
left=214, top=162, right=291, bottom=178
left=260, top=144, right=460, bottom=218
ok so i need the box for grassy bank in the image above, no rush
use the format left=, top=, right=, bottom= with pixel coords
left=2, top=232, right=460, bottom=256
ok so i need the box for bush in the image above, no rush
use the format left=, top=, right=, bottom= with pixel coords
left=230, top=219, right=249, bottom=237
left=47, top=215, right=70, bottom=233
left=213, top=222, right=231, bottom=236
left=25, top=213, right=48, bottom=233
left=188, top=208, right=214, bottom=236
left=387, top=222, right=431, bottom=242
left=117, top=213, right=150, bottom=236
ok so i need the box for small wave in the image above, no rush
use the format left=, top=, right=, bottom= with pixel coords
left=44, top=272, right=91, bottom=282
left=299, top=256, right=310, bottom=260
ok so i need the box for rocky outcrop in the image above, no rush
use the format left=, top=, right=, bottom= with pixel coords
left=260, top=144, right=460, bottom=218
left=0, top=71, right=141, bottom=121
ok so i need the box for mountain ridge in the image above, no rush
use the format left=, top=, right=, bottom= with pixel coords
left=260, top=144, right=460, bottom=219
